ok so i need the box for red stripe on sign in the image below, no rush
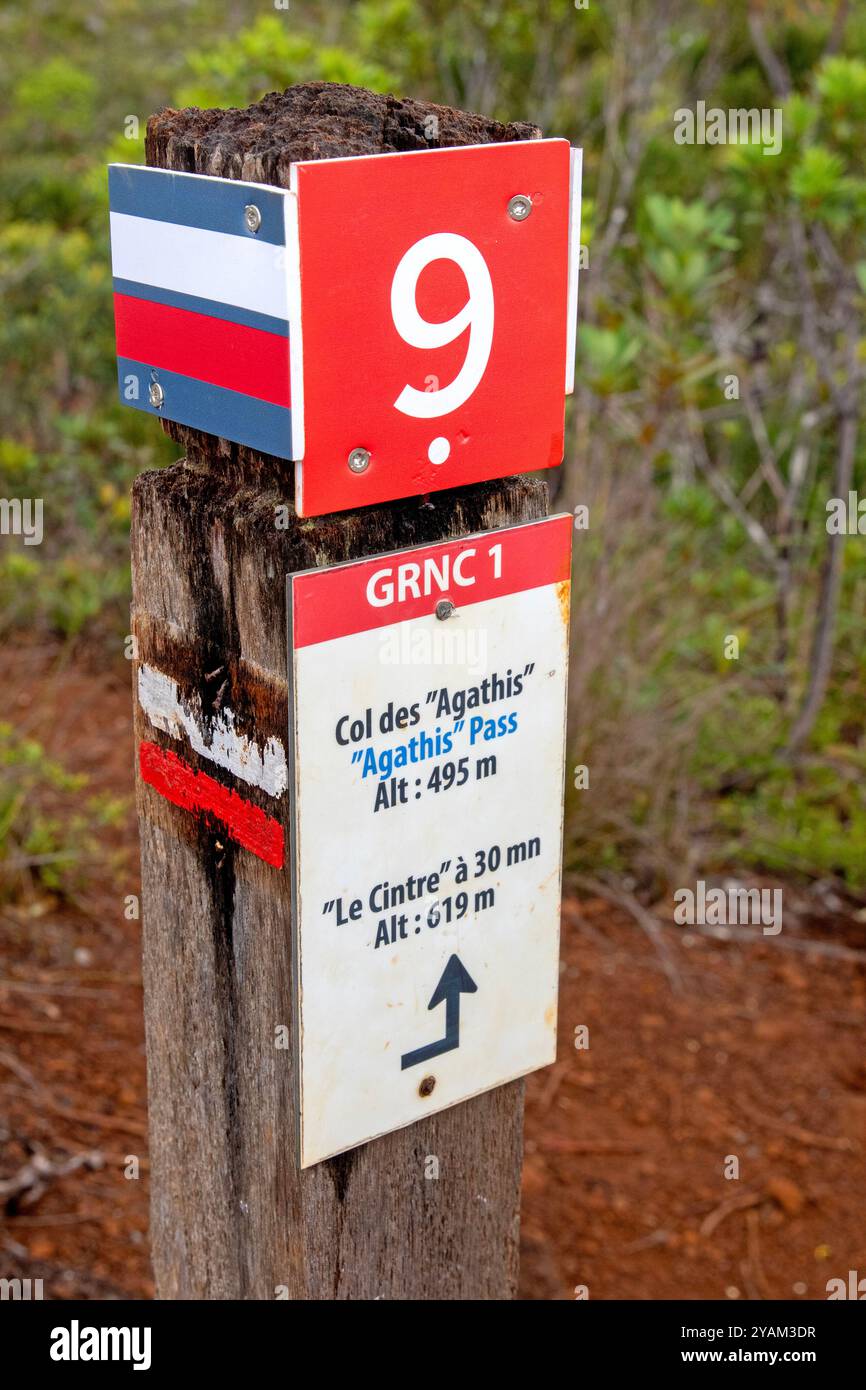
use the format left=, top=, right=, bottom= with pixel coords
left=113, top=294, right=291, bottom=408
left=139, top=742, right=284, bottom=868
left=291, top=514, right=572, bottom=647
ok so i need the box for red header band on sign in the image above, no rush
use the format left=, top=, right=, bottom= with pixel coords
left=290, top=514, right=572, bottom=648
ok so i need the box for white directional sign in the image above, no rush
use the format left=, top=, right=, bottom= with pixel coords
left=288, top=515, right=572, bottom=1166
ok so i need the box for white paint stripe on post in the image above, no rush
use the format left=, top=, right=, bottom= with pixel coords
left=109, top=212, right=291, bottom=322
left=138, top=663, right=288, bottom=797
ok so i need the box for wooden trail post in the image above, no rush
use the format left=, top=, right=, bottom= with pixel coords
left=129, top=84, right=560, bottom=1300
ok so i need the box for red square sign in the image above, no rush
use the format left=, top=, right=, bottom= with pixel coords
left=108, top=142, right=581, bottom=516
left=291, top=139, right=580, bottom=516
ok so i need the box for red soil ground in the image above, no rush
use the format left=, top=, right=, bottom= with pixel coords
left=1, top=645, right=864, bottom=1300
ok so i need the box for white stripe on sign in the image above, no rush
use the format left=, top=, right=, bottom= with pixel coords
left=565, top=146, right=583, bottom=396
left=138, top=664, right=288, bottom=797
left=109, top=212, right=291, bottom=323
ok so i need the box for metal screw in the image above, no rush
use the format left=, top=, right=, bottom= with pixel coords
left=419, top=1076, right=436, bottom=1098
left=348, top=447, right=371, bottom=474
left=435, top=599, right=455, bottom=621
left=148, top=381, right=164, bottom=409
left=244, top=204, right=262, bottom=234
left=507, top=193, right=533, bottom=221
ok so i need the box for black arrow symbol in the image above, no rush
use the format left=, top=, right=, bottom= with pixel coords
left=401, top=954, right=477, bottom=1071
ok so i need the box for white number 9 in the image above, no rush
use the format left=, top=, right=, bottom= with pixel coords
left=391, top=232, right=494, bottom=419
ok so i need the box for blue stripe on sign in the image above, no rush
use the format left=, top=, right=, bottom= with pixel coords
left=113, top=278, right=290, bottom=338
left=116, top=358, right=294, bottom=460
left=108, top=165, right=286, bottom=246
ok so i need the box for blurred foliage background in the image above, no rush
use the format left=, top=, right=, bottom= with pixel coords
left=0, top=0, right=864, bottom=898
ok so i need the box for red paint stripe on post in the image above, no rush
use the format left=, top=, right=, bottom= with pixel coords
left=113, top=294, right=291, bottom=407
left=139, top=741, right=284, bottom=868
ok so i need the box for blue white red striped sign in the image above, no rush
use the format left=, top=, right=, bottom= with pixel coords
left=108, top=164, right=298, bottom=458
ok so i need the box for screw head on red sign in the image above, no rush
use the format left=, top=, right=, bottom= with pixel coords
left=347, top=447, right=371, bottom=474
left=507, top=193, right=533, bottom=221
